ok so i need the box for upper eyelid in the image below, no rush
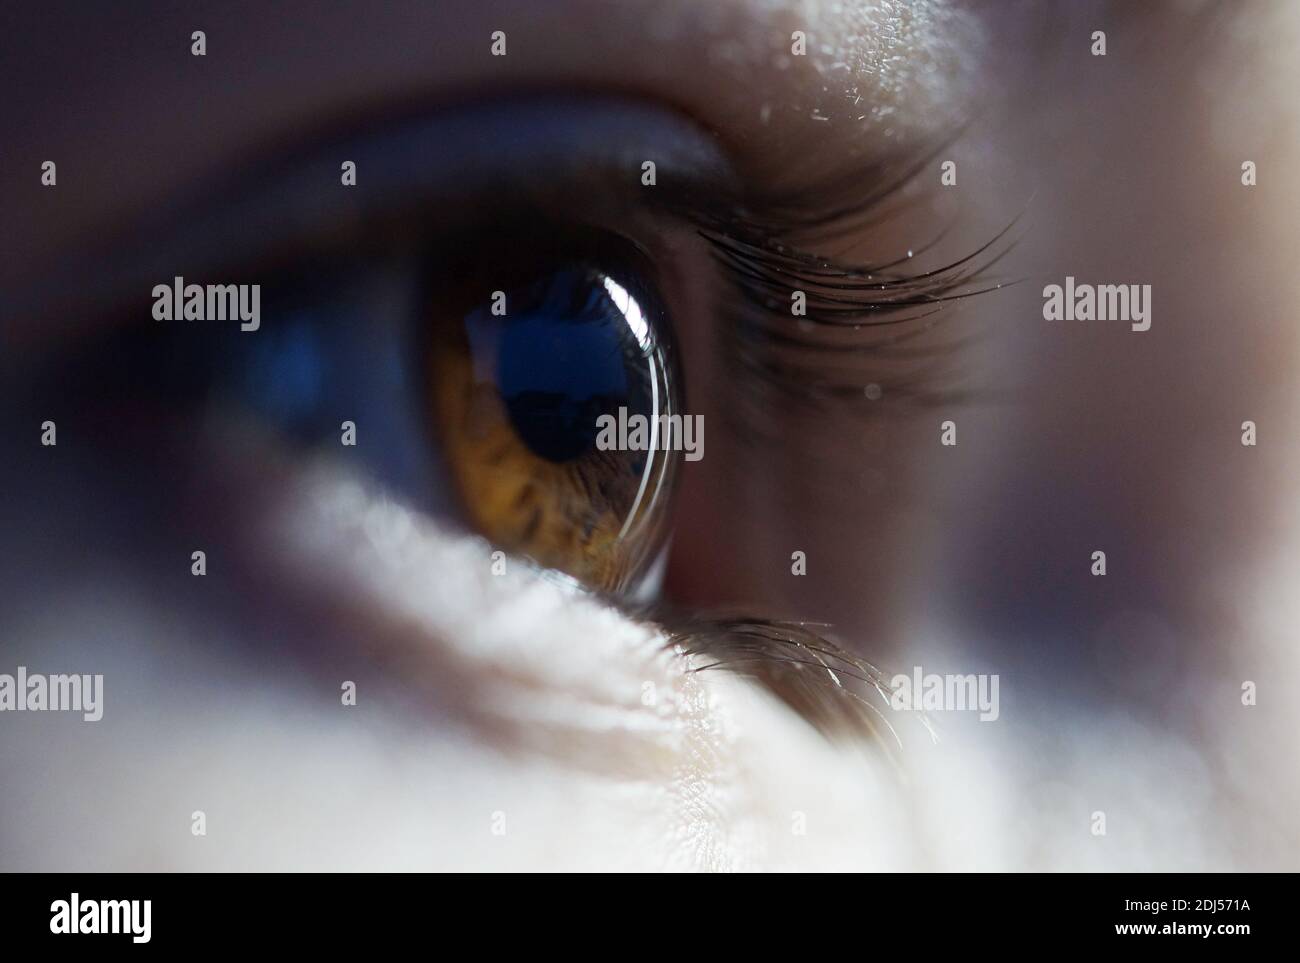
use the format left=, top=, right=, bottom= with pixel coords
left=6, top=95, right=740, bottom=354
left=7, top=82, right=1004, bottom=420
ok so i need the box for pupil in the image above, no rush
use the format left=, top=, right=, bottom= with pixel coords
left=490, top=268, right=649, bottom=462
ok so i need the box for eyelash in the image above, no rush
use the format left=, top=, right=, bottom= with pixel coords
left=619, top=125, right=1017, bottom=432
left=715, top=230, right=1015, bottom=427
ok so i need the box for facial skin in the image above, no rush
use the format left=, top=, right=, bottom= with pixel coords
left=2, top=0, right=1299, bottom=870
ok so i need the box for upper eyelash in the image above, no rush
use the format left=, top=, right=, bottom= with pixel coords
left=703, top=220, right=1016, bottom=320
left=691, top=224, right=1019, bottom=447
left=668, top=134, right=1021, bottom=423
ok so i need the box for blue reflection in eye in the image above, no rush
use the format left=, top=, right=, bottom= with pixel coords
left=436, top=258, right=679, bottom=591
left=485, top=268, right=641, bottom=462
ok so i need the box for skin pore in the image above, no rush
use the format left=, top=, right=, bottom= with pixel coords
left=2, top=0, right=1299, bottom=870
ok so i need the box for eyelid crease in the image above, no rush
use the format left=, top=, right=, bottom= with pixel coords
left=4, top=95, right=739, bottom=354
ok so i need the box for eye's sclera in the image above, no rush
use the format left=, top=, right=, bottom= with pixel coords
left=431, top=262, right=679, bottom=595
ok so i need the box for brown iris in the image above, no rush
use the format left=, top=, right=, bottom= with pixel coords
left=430, top=264, right=679, bottom=594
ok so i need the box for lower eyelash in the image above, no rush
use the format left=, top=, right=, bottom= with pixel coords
left=655, top=612, right=932, bottom=764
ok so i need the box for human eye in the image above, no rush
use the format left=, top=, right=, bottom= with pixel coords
left=19, top=98, right=746, bottom=602
left=21, top=76, right=1001, bottom=614
left=0, top=0, right=1072, bottom=875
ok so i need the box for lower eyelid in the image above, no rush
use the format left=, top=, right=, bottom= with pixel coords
left=235, top=454, right=707, bottom=760
left=247, top=462, right=909, bottom=870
